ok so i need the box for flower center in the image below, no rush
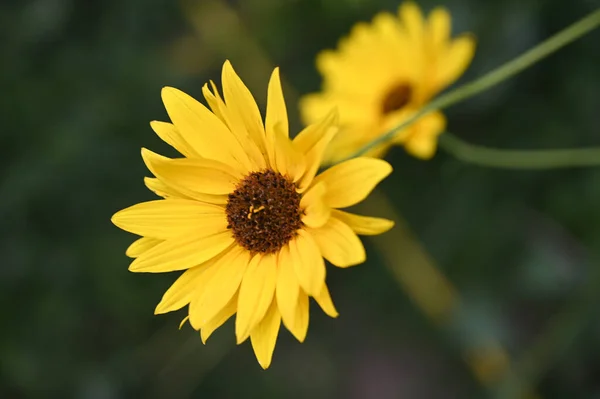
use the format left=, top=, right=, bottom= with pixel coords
left=225, top=169, right=303, bottom=254
left=381, top=83, right=413, bottom=115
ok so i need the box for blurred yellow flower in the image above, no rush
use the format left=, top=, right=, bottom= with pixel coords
left=111, top=61, right=394, bottom=369
left=300, top=2, right=476, bottom=162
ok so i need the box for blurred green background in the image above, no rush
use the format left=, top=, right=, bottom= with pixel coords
left=2, top=0, right=600, bottom=398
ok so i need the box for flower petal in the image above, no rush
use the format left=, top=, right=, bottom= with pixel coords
left=293, top=109, right=338, bottom=190
left=404, top=112, right=446, bottom=159
left=126, top=237, right=162, bottom=258
left=273, top=123, right=306, bottom=182
left=112, top=199, right=227, bottom=239
left=202, top=81, right=227, bottom=124
left=161, top=86, right=254, bottom=172
left=276, top=247, right=300, bottom=338
left=265, top=67, right=288, bottom=163
left=144, top=176, right=226, bottom=204
left=144, top=177, right=189, bottom=200
left=428, top=7, right=450, bottom=51
left=308, top=217, right=365, bottom=267
left=201, top=293, right=238, bottom=343
left=250, top=300, right=281, bottom=370
left=179, top=316, right=190, bottom=329
left=300, top=182, right=330, bottom=229
left=221, top=61, right=268, bottom=161
left=129, top=231, right=234, bottom=273
left=290, top=230, right=325, bottom=296
left=236, top=253, right=277, bottom=344
left=331, top=209, right=394, bottom=235
left=154, top=261, right=216, bottom=314
left=312, top=157, right=392, bottom=208
left=150, top=121, right=198, bottom=158
left=141, top=148, right=240, bottom=197
left=189, top=246, right=250, bottom=329
left=314, top=283, right=339, bottom=318
left=202, top=81, right=267, bottom=170
left=437, top=35, right=476, bottom=89
left=291, top=290, right=309, bottom=343
left=400, top=1, right=425, bottom=39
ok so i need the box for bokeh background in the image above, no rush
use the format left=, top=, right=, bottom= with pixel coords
left=2, top=0, right=600, bottom=397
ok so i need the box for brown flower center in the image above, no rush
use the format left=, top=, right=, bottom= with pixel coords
left=381, top=83, right=413, bottom=115
left=226, top=170, right=303, bottom=254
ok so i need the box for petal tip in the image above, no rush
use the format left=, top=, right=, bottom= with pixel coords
left=200, top=331, right=209, bottom=344
left=179, top=316, right=189, bottom=329
left=128, top=260, right=142, bottom=272
left=110, top=211, right=120, bottom=226
left=160, top=86, right=176, bottom=99
left=258, top=360, right=271, bottom=370
left=382, top=219, right=395, bottom=233
left=140, top=147, right=151, bottom=158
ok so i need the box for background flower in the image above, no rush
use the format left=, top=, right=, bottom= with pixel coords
left=300, top=2, right=475, bottom=162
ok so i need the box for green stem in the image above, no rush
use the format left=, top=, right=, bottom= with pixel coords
left=343, top=8, right=600, bottom=162
left=439, top=133, right=600, bottom=169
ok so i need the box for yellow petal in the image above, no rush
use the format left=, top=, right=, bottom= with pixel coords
left=291, top=289, right=309, bottom=342
left=314, top=283, right=339, bottom=318
left=154, top=261, right=216, bottom=314
left=161, top=86, right=254, bottom=172
left=235, top=253, right=277, bottom=344
left=144, top=177, right=189, bottom=200
left=129, top=231, right=234, bottom=273
left=436, top=35, right=476, bottom=89
left=202, top=81, right=267, bottom=170
left=405, top=135, right=438, bottom=159
left=141, top=148, right=239, bottom=196
left=331, top=209, right=394, bottom=236
left=189, top=246, right=250, bottom=329
left=179, top=315, right=190, bottom=329
left=201, top=82, right=227, bottom=124
left=400, top=2, right=425, bottom=39
left=404, top=112, right=446, bottom=159
left=221, top=61, right=269, bottom=160
left=276, top=246, right=300, bottom=337
left=142, top=151, right=229, bottom=204
left=112, top=199, right=227, bottom=239
left=265, top=67, right=288, bottom=164
left=290, top=230, right=325, bottom=296
left=250, top=300, right=281, bottom=369
left=428, top=7, right=450, bottom=51
left=312, top=157, right=392, bottom=208
left=308, top=217, right=365, bottom=267
left=273, top=123, right=306, bottom=182
left=125, top=237, right=162, bottom=258
left=150, top=121, right=198, bottom=158
left=300, top=182, right=330, bottom=229
left=293, top=109, right=338, bottom=189
left=201, top=293, right=238, bottom=343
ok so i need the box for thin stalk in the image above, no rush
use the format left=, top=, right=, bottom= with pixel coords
left=439, top=133, right=600, bottom=169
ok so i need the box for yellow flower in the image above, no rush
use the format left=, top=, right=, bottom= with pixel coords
left=300, top=2, right=476, bottom=162
left=111, top=61, right=394, bottom=369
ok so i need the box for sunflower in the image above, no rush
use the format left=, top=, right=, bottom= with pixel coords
left=111, top=61, right=394, bottom=369
left=300, top=2, right=476, bottom=162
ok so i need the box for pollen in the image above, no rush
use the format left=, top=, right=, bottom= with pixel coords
left=226, top=169, right=303, bottom=254
left=381, top=83, right=413, bottom=115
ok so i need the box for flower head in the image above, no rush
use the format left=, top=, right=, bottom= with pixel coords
left=111, top=61, right=394, bottom=369
left=300, top=2, right=476, bottom=162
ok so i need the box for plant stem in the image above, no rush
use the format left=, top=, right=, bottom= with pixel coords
left=438, top=133, right=600, bottom=169
left=343, top=8, right=600, bottom=162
